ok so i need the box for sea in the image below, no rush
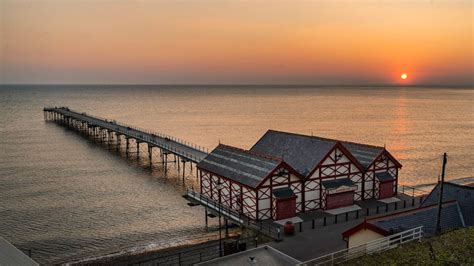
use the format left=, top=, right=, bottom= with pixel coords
left=0, top=85, right=472, bottom=264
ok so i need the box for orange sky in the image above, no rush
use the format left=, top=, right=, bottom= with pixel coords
left=1, top=0, right=473, bottom=85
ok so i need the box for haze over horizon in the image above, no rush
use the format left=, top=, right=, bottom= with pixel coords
left=1, top=0, right=473, bottom=86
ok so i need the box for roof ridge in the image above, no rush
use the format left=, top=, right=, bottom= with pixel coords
left=367, top=200, right=458, bottom=222
left=442, top=181, right=474, bottom=190
left=267, top=129, right=384, bottom=149
left=218, top=143, right=282, bottom=162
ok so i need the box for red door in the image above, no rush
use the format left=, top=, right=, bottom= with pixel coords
left=276, top=198, right=296, bottom=220
left=379, top=182, right=394, bottom=199
left=326, top=191, right=354, bottom=209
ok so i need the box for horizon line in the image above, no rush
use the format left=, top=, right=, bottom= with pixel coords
left=1, top=83, right=472, bottom=88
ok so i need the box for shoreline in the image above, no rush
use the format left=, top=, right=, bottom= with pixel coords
left=63, top=229, right=242, bottom=266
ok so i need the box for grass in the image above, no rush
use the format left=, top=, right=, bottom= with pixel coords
left=342, top=227, right=474, bottom=265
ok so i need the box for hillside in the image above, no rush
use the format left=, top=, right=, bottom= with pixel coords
left=343, top=227, right=474, bottom=265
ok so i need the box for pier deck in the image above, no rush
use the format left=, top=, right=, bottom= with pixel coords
left=43, top=107, right=208, bottom=163
left=43, top=107, right=208, bottom=172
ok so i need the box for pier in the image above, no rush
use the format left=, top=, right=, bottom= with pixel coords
left=43, top=107, right=282, bottom=241
left=43, top=106, right=208, bottom=178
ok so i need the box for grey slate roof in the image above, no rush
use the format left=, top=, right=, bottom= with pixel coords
left=421, top=181, right=474, bottom=226
left=197, top=144, right=281, bottom=188
left=371, top=202, right=465, bottom=237
left=250, top=130, right=338, bottom=176
left=196, top=245, right=302, bottom=266
left=250, top=130, right=385, bottom=176
left=273, top=187, right=296, bottom=199
left=340, top=142, right=384, bottom=168
left=322, top=178, right=355, bottom=189
left=0, top=237, right=39, bottom=266
left=376, top=172, right=395, bottom=182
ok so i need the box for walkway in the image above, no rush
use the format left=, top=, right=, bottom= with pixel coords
left=43, top=107, right=208, bottom=163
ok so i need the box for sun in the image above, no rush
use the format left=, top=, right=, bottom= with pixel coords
left=401, top=73, right=408, bottom=80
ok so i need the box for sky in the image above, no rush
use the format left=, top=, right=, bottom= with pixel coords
left=1, top=0, right=473, bottom=86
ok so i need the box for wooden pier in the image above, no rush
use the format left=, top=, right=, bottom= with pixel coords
left=43, top=106, right=208, bottom=178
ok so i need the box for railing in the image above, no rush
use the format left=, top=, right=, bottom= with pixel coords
left=131, top=236, right=258, bottom=266
left=44, top=106, right=210, bottom=160
left=186, top=189, right=282, bottom=240
left=301, top=226, right=423, bottom=265
left=399, top=185, right=430, bottom=197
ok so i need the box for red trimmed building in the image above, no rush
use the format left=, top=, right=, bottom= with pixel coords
left=196, top=130, right=402, bottom=221
left=250, top=130, right=402, bottom=211
left=197, top=144, right=304, bottom=220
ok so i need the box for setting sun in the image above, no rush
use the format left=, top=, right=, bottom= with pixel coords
left=401, top=73, right=408, bottom=80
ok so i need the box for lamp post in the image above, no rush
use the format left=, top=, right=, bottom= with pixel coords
left=216, top=180, right=223, bottom=257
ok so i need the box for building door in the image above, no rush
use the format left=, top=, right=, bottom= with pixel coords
left=326, top=191, right=354, bottom=209
left=275, top=198, right=296, bottom=220
left=379, top=182, right=394, bottom=199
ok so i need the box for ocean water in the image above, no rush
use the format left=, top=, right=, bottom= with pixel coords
left=0, top=85, right=472, bottom=264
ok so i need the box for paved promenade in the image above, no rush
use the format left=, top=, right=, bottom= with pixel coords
left=269, top=194, right=423, bottom=261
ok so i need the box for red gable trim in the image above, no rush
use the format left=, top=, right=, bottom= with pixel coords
left=368, top=149, right=402, bottom=170
left=256, top=161, right=304, bottom=188
left=307, top=142, right=365, bottom=179
left=342, top=220, right=390, bottom=238
left=336, top=142, right=366, bottom=172
left=342, top=200, right=459, bottom=238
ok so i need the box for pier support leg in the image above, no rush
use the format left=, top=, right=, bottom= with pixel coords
left=160, top=149, right=164, bottom=169
left=126, top=138, right=130, bottom=157
left=136, top=142, right=140, bottom=159
left=164, top=153, right=168, bottom=174
left=182, top=161, right=186, bottom=183
left=177, top=157, right=180, bottom=173
left=108, top=132, right=113, bottom=147
left=116, top=135, right=120, bottom=151
left=148, top=145, right=153, bottom=168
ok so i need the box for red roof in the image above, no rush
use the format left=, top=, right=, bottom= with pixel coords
left=342, top=220, right=390, bottom=238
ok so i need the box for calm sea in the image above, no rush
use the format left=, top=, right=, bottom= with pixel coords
left=0, top=85, right=472, bottom=264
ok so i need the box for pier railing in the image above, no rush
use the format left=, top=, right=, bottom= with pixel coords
left=301, top=226, right=423, bottom=265
left=131, top=236, right=258, bottom=266
left=44, top=106, right=209, bottom=163
left=44, top=106, right=209, bottom=154
left=399, top=184, right=430, bottom=198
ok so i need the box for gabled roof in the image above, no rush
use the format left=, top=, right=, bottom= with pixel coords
left=342, top=220, right=392, bottom=238
left=343, top=201, right=465, bottom=238
left=250, top=130, right=337, bottom=176
left=421, top=181, right=474, bottom=226
left=197, top=144, right=301, bottom=188
left=374, top=202, right=464, bottom=236
left=339, top=142, right=385, bottom=168
left=250, top=130, right=395, bottom=176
